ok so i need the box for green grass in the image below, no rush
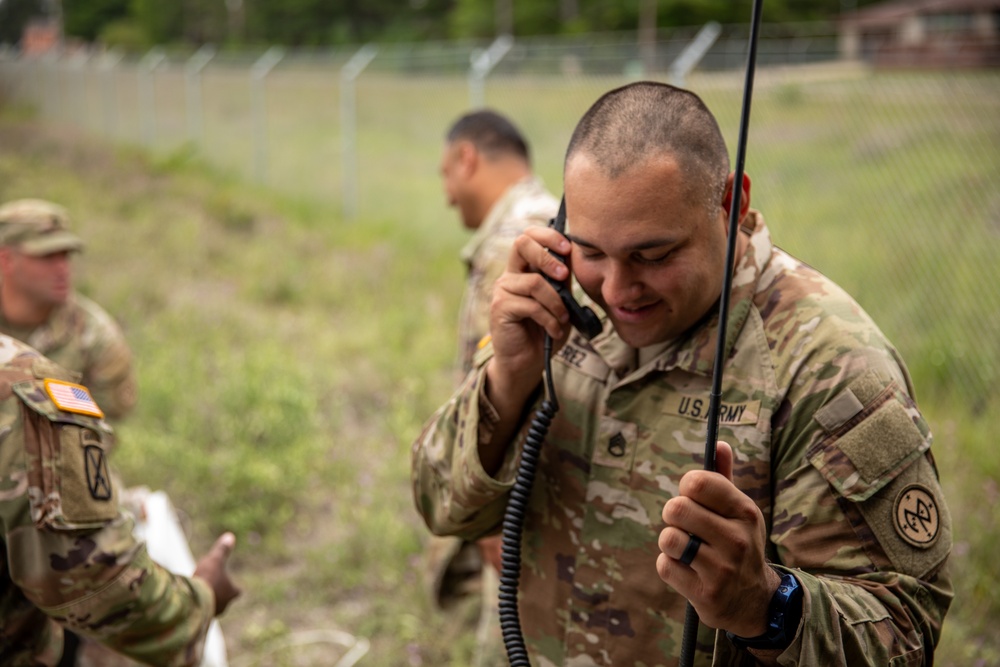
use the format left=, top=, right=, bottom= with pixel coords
left=0, top=66, right=998, bottom=665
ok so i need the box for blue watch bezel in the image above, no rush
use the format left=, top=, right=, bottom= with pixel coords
left=726, top=571, right=803, bottom=651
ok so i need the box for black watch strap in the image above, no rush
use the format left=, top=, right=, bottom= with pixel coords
left=726, top=571, right=803, bottom=652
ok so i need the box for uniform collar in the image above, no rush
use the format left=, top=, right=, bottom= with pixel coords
left=460, top=176, right=548, bottom=266
left=588, top=210, right=772, bottom=382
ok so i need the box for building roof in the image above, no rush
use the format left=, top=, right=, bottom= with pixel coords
left=843, top=0, right=1000, bottom=28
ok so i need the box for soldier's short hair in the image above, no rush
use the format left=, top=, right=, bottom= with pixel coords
left=566, top=82, right=730, bottom=215
left=446, top=110, right=531, bottom=164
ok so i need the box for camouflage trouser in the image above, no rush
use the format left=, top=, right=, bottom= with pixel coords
left=473, top=564, right=505, bottom=667
left=424, top=535, right=506, bottom=666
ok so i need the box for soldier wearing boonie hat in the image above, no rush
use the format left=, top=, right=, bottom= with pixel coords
left=0, top=198, right=136, bottom=421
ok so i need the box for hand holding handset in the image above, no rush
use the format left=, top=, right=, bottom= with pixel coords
left=545, top=198, right=602, bottom=341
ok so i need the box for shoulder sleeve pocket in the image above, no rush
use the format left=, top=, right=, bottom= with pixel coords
left=808, top=380, right=929, bottom=503
left=807, top=377, right=950, bottom=579
left=13, top=379, right=119, bottom=530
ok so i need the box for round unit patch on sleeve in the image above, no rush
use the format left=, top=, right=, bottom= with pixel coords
left=43, top=378, right=105, bottom=419
left=893, top=483, right=941, bottom=549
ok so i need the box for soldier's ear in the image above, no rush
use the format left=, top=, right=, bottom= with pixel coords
left=456, top=140, right=479, bottom=177
left=721, top=172, right=752, bottom=222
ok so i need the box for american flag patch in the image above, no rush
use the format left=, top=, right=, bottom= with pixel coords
left=44, top=379, right=105, bottom=418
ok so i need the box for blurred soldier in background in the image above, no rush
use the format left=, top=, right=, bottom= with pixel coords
left=427, top=110, right=558, bottom=665
left=0, top=333, right=240, bottom=666
left=0, top=198, right=137, bottom=423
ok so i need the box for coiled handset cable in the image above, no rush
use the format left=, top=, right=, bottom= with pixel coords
left=498, top=199, right=601, bottom=666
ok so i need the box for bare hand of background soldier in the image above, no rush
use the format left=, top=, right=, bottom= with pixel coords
left=193, top=532, right=242, bottom=616
left=482, top=226, right=575, bottom=474
left=477, top=534, right=504, bottom=574
left=655, top=442, right=782, bottom=639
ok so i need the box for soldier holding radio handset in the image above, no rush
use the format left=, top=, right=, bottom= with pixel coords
left=412, top=82, right=952, bottom=666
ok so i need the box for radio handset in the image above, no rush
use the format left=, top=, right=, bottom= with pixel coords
left=544, top=198, right=602, bottom=341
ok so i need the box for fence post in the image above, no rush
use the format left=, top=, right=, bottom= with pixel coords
left=339, top=44, right=378, bottom=220
left=44, top=52, right=60, bottom=122
left=138, top=47, right=166, bottom=147
left=185, top=45, right=216, bottom=148
left=99, top=50, right=124, bottom=140
left=70, top=50, right=92, bottom=131
left=468, top=34, right=513, bottom=108
left=669, top=21, right=721, bottom=86
left=250, top=46, right=285, bottom=183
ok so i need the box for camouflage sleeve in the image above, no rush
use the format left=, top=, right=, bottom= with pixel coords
left=412, top=355, right=523, bottom=542
left=7, top=383, right=214, bottom=666
left=81, top=323, right=138, bottom=422
left=459, top=233, right=518, bottom=373
left=749, top=341, right=953, bottom=666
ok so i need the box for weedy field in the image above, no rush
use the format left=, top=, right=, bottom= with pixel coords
left=0, top=66, right=997, bottom=666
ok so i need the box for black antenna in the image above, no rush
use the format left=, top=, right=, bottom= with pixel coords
left=678, top=0, right=764, bottom=665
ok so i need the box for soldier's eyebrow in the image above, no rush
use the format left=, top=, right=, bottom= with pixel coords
left=565, top=233, right=678, bottom=252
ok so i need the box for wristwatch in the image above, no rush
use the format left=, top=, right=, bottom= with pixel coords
left=726, top=571, right=803, bottom=651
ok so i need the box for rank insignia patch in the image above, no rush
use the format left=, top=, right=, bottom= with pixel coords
left=44, top=379, right=105, bottom=418
left=85, top=445, right=113, bottom=500
left=893, top=483, right=940, bottom=548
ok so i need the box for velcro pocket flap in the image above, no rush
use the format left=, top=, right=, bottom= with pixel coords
left=808, top=383, right=930, bottom=503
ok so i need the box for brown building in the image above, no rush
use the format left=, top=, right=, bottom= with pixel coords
left=840, top=0, right=1000, bottom=67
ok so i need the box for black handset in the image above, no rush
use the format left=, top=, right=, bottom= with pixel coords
left=545, top=198, right=602, bottom=340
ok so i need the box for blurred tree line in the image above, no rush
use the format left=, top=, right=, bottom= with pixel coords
left=1, top=0, right=876, bottom=50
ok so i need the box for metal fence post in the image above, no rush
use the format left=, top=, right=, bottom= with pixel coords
left=100, top=50, right=124, bottom=140
left=70, top=51, right=91, bottom=131
left=339, top=44, right=378, bottom=220
left=185, top=45, right=215, bottom=148
left=669, top=21, right=721, bottom=86
left=468, top=35, right=513, bottom=108
left=138, top=47, right=166, bottom=147
left=251, top=46, right=285, bottom=183
left=44, top=52, right=60, bottom=122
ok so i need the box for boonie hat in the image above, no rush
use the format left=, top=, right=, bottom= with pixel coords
left=0, top=198, right=84, bottom=256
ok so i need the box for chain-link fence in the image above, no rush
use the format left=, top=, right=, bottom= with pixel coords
left=0, top=23, right=998, bottom=408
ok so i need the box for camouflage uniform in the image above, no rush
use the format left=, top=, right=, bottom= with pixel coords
left=0, top=335, right=215, bottom=666
left=0, top=293, right=138, bottom=422
left=412, top=212, right=953, bottom=666
left=456, top=177, right=560, bottom=372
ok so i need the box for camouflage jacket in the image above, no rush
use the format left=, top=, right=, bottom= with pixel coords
left=457, top=177, right=559, bottom=373
left=0, top=292, right=137, bottom=421
left=0, top=335, right=214, bottom=666
left=412, top=212, right=953, bottom=666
